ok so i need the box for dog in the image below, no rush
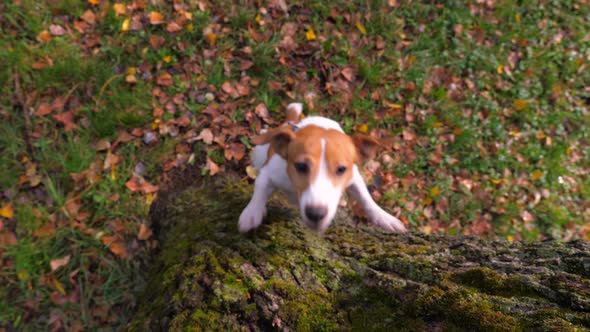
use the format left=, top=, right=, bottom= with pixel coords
left=239, top=103, right=407, bottom=233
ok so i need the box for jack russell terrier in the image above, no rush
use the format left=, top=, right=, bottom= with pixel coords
left=239, top=103, right=407, bottom=234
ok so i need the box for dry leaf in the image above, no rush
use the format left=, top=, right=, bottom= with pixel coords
left=166, top=22, right=182, bottom=33
left=121, top=18, right=130, bottom=32
left=52, top=112, right=77, bottom=131
left=80, top=10, right=96, bottom=24
left=156, top=72, right=173, bottom=86
left=50, top=24, right=66, bottom=36
left=0, top=232, right=17, bottom=246
left=206, top=157, right=220, bottom=176
left=196, top=128, right=214, bottom=144
left=149, top=11, right=164, bottom=25
left=37, top=30, right=52, bottom=43
left=137, top=224, right=152, bottom=240
left=101, top=236, right=127, bottom=258
left=0, top=203, right=14, bottom=219
left=113, top=3, right=126, bottom=16
left=50, top=255, right=71, bottom=271
left=306, top=28, right=317, bottom=41
left=35, top=103, right=52, bottom=116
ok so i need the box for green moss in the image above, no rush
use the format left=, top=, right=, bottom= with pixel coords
left=415, top=284, right=519, bottom=331
left=451, top=267, right=541, bottom=298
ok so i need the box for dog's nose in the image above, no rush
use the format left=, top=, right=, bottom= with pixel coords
left=305, top=205, right=327, bottom=223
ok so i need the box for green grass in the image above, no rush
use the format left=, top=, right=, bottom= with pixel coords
left=1, top=0, right=589, bottom=330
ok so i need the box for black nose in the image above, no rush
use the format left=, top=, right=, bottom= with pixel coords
left=305, top=205, right=327, bottom=223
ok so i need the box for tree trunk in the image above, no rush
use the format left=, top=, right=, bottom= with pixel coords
left=129, top=175, right=590, bottom=331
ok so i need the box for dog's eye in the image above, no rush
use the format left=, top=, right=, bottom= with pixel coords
left=294, top=162, right=309, bottom=174
left=335, top=165, right=347, bottom=176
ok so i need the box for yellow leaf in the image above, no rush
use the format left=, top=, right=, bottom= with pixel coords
left=88, top=0, right=99, bottom=5
left=146, top=192, right=155, bottom=206
left=206, top=33, right=217, bottom=46
left=429, top=186, right=440, bottom=197
left=422, top=225, right=432, bottom=235
left=491, top=178, right=505, bottom=184
left=515, top=14, right=520, bottom=22
left=513, top=99, right=527, bottom=111
left=121, top=18, right=130, bottom=32
left=497, top=64, right=504, bottom=74
left=422, top=197, right=433, bottom=205
left=17, top=270, right=29, bottom=281
left=0, top=203, right=14, bottom=219
left=53, top=278, right=66, bottom=295
left=306, top=28, right=317, bottom=41
left=566, top=146, right=572, bottom=155
left=355, top=123, right=368, bottom=133
left=187, top=23, right=194, bottom=32
left=127, top=67, right=136, bottom=75
left=163, top=55, right=172, bottom=63
left=506, top=235, right=514, bottom=242
left=531, top=170, right=543, bottom=181
left=110, top=165, right=116, bottom=180
left=356, top=21, right=367, bottom=35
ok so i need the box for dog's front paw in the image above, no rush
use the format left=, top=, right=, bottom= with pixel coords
left=369, top=210, right=407, bottom=233
left=238, top=204, right=266, bottom=233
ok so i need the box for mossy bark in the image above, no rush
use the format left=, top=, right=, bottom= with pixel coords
left=129, top=175, right=590, bottom=331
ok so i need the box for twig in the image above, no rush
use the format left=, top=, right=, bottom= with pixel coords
left=12, top=67, right=35, bottom=160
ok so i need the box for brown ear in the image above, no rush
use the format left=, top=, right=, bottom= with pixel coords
left=352, top=134, right=382, bottom=161
left=252, top=127, right=295, bottom=159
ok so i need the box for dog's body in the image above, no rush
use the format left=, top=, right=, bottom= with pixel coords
left=239, top=103, right=406, bottom=233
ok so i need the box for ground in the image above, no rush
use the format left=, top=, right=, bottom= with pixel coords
left=0, top=0, right=589, bottom=330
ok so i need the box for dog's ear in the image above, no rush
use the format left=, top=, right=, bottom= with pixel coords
left=352, top=134, right=382, bottom=161
left=252, top=127, right=295, bottom=159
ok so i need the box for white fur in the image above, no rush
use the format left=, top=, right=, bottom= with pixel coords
left=239, top=115, right=407, bottom=233
left=299, top=139, right=342, bottom=231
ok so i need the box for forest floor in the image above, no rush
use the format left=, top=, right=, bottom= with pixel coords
left=1, top=0, right=589, bottom=330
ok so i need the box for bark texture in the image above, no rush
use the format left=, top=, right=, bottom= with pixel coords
left=129, top=175, right=590, bottom=331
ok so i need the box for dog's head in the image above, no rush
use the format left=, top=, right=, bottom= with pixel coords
left=253, top=124, right=381, bottom=232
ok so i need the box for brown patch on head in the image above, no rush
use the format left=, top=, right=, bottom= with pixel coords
left=285, top=126, right=359, bottom=197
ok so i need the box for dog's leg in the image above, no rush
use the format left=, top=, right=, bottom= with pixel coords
left=239, top=170, right=274, bottom=233
left=346, top=166, right=407, bottom=233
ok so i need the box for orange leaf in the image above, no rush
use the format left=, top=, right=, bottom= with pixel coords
left=35, top=102, right=52, bottom=116
left=88, top=0, right=100, bottom=5
left=112, top=3, right=126, bottom=16
left=156, top=72, right=173, bottom=86
left=166, top=21, right=182, bottom=33
left=101, top=235, right=127, bottom=258
left=531, top=170, right=543, bottom=181
left=52, top=111, right=77, bottom=131
left=80, top=10, right=96, bottom=24
left=0, top=203, right=14, bottom=219
left=206, top=157, right=220, bottom=176
left=37, top=30, right=52, bottom=43
left=137, top=224, right=152, bottom=240
left=0, top=232, right=17, bottom=246
left=50, top=255, right=71, bottom=271
left=149, top=11, right=164, bottom=25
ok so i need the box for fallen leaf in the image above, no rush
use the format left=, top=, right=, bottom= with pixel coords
left=35, top=102, right=52, bottom=116
left=121, top=18, right=130, bottom=32
left=246, top=165, right=258, bottom=179
left=206, top=157, right=220, bottom=176
left=306, top=28, right=317, bottom=41
left=196, top=128, right=214, bottom=144
left=88, top=0, right=100, bottom=5
left=166, top=22, right=182, bottom=33
left=0, top=203, right=14, bottom=219
left=101, top=235, right=127, bottom=258
left=80, top=10, right=96, bottom=24
left=52, top=112, right=77, bottom=131
left=34, top=223, right=56, bottom=237
left=356, top=21, right=367, bottom=35
left=513, top=99, right=527, bottom=111
left=149, top=11, right=164, bottom=25
left=531, top=170, right=543, bottom=181
left=255, top=103, right=269, bottom=119
left=0, top=232, right=17, bottom=246
left=137, top=224, right=152, bottom=240
left=225, top=143, right=246, bottom=161
left=156, top=72, right=173, bottom=86
left=50, top=24, right=66, bottom=36
left=50, top=255, right=71, bottom=271
left=430, top=186, right=440, bottom=197
left=37, top=30, right=52, bottom=42
left=112, top=3, right=126, bottom=16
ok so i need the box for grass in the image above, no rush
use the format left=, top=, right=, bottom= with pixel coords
left=0, top=0, right=589, bottom=330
